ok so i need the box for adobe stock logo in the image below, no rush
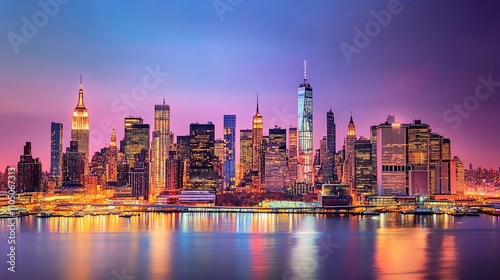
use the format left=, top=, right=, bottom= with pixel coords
left=443, top=74, right=499, bottom=130
left=7, top=0, right=70, bottom=54
left=339, top=0, right=405, bottom=64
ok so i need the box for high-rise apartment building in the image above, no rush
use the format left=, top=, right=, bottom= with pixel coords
left=50, top=122, right=63, bottom=188
left=223, top=115, right=236, bottom=189
left=17, top=142, right=42, bottom=192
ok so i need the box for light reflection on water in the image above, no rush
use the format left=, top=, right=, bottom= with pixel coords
left=0, top=213, right=498, bottom=280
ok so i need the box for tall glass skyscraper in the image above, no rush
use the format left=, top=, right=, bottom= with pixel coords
left=223, top=115, right=236, bottom=189
left=188, top=122, right=216, bottom=190
left=326, top=110, right=336, bottom=182
left=71, top=76, right=89, bottom=174
left=298, top=61, right=313, bottom=184
left=50, top=122, right=63, bottom=188
left=152, top=99, right=170, bottom=192
left=124, top=117, right=150, bottom=167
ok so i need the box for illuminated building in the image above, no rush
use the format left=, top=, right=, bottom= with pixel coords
left=326, top=110, right=336, bottom=182
left=376, top=119, right=407, bottom=195
left=188, top=122, right=216, bottom=190
left=17, top=142, right=42, bottom=192
left=370, top=125, right=378, bottom=184
left=451, top=156, right=464, bottom=195
left=90, top=148, right=107, bottom=187
left=430, top=133, right=451, bottom=195
left=166, top=151, right=180, bottom=189
left=50, top=122, right=63, bottom=188
left=152, top=99, right=170, bottom=192
left=297, top=60, right=313, bottom=184
left=342, top=114, right=357, bottom=189
left=239, top=129, right=253, bottom=183
left=124, top=117, right=150, bottom=167
left=71, top=76, right=89, bottom=174
left=116, top=158, right=129, bottom=188
left=107, top=129, right=118, bottom=183
left=223, top=115, right=236, bottom=189
left=62, top=141, right=84, bottom=188
left=252, top=94, right=263, bottom=191
left=176, top=135, right=190, bottom=188
left=407, top=120, right=430, bottom=195
left=269, top=127, right=286, bottom=159
left=353, top=138, right=375, bottom=196
left=260, top=136, right=268, bottom=190
left=319, top=183, right=352, bottom=206
left=265, top=128, right=288, bottom=192
left=129, top=149, right=149, bottom=199
left=288, top=127, right=298, bottom=184
left=215, top=139, right=225, bottom=191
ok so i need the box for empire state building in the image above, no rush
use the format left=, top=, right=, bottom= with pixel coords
left=71, top=76, right=90, bottom=171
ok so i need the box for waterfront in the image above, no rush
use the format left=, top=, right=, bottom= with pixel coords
left=1, top=212, right=499, bottom=280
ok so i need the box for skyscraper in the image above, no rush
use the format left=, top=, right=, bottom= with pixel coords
left=152, top=99, right=170, bottom=192
left=62, top=141, right=84, bottom=188
left=107, top=129, right=118, bottom=183
left=252, top=94, right=263, bottom=191
left=298, top=60, right=313, bottom=184
left=326, top=110, right=336, bottom=182
left=451, top=156, right=464, bottom=194
left=17, top=142, right=42, bottom=192
left=407, top=120, right=430, bottom=195
left=129, top=149, right=149, bottom=200
left=353, top=138, right=374, bottom=196
left=50, top=122, right=63, bottom=188
left=223, top=115, right=236, bottom=189
left=430, top=133, right=451, bottom=195
left=124, top=117, right=150, bottom=167
left=376, top=120, right=407, bottom=195
left=269, top=127, right=287, bottom=158
left=342, top=114, right=356, bottom=189
left=239, top=129, right=253, bottom=184
left=71, top=76, right=89, bottom=174
left=288, top=127, right=298, bottom=184
left=188, top=122, right=216, bottom=190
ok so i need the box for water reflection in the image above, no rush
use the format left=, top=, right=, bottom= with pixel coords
left=0, top=213, right=498, bottom=280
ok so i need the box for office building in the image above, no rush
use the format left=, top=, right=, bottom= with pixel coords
left=297, top=60, right=313, bottom=184
left=223, top=115, right=236, bottom=189
left=50, top=122, right=63, bottom=188
left=17, top=142, right=42, bottom=192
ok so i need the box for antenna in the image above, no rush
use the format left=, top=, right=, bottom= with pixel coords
left=304, top=60, right=307, bottom=81
left=256, top=92, right=259, bottom=113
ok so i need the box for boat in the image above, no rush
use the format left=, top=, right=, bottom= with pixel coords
left=414, top=208, right=434, bottom=215
left=362, top=210, right=380, bottom=216
left=119, top=213, right=133, bottom=218
left=465, top=209, right=480, bottom=216
left=450, top=211, right=465, bottom=217
left=71, top=211, right=85, bottom=217
left=37, top=211, right=54, bottom=218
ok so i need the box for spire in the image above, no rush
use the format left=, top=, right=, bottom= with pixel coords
left=110, top=128, right=117, bottom=148
left=304, top=60, right=307, bottom=82
left=348, top=112, right=356, bottom=137
left=256, top=92, right=259, bottom=114
left=76, top=76, right=85, bottom=108
left=163, top=98, right=165, bottom=105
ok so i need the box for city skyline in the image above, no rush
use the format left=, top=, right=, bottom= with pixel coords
left=1, top=1, right=500, bottom=170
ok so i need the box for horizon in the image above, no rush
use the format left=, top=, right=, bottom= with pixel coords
left=1, top=0, right=500, bottom=170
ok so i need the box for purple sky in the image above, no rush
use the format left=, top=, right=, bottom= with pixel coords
left=1, top=0, right=500, bottom=171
